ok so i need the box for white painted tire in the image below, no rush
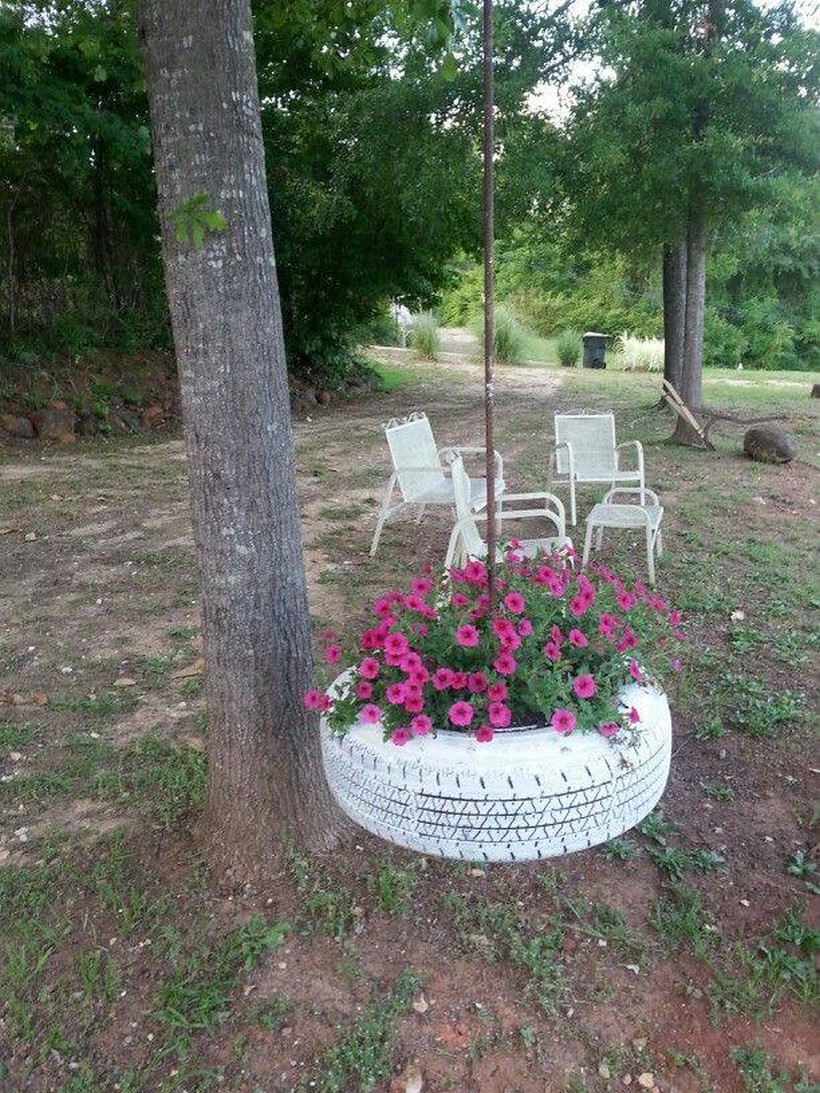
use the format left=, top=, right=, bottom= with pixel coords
left=321, top=683, right=671, bottom=862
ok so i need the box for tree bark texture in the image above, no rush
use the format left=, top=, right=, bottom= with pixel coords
left=662, top=236, right=687, bottom=391
left=674, top=201, right=708, bottom=444
left=137, top=0, right=344, bottom=877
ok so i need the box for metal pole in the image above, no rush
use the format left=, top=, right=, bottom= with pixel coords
left=482, top=0, right=496, bottom=610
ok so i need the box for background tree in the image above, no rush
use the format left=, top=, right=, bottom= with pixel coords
left=558, top=0, right=818, bottom=440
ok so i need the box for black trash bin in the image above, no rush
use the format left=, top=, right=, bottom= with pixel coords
left=582, top=332, right=609, bottom=369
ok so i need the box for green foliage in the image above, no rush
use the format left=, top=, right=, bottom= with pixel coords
left=169, top=194, right=228, bottom=249
left=491, top=306, right=531, bottom=366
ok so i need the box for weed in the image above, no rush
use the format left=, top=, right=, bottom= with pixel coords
left=636, top=809, right=679, bottom=844
left=296, top=969, right=421, bottom=1092
left=690, top=849, right=727, bottom=873
left=600, top=837, right=641, bottom=861
left=410, top=312, right=440, bottom=360
left=303, top=888, right=357, bottom=939
left=693, top=718, right=729, bottom=742
left=556, top=329, right=581, bottom=367
left=650, top=882, right=715, bottom=957
left=366, top=857, right=415, bottom=916
left=731, top=1045, right=813, bottom=1091
left=648, top=846, right=692, bottom=879
left=96, top=734, right=206, bottom=826
left=700, top=779, right=737, bottom=802
left=719, top=674, right=805, bottom=737
left=786, top=850, right=816, bottom=880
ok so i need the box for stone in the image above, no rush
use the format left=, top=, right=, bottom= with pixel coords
left=0, top=413, right=34, bottom=439
left=743, top=425, right=797, bottom=464
left=316, top=389, right=332, bottom=405
left=76, top=411, right=98, bottom=437
left=812, top=384, right=819, bottom=398
left=33, top=402, right=75, bottom=443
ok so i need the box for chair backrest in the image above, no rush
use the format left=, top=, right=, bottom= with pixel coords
left=384, top=413, right=446, bottom=502
left=449, top=454, right=472, bottom=520
left=448, top=457, right=486, bottom=562
left=554, top=411, right=617, bottom=479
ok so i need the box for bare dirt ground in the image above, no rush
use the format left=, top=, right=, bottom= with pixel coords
left=0, top=352, right=817, bottom=1093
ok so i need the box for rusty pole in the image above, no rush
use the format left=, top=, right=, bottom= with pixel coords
left=482, top=0, right=496, bottom=610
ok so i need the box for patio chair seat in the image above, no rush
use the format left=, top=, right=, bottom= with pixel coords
left=582, top=488, right=664, bottom=586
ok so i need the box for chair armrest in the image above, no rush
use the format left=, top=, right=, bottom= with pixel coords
left=549, top=440, right=575, bottom=480
left=439, top=445, right=504, bottom=482
left=602, top=487, right=660, bottom=507
left=614, top=439, right=644, bottom=473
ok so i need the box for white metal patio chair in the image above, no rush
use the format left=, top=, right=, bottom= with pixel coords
left=370, top=412, right=505, bottom=556
left=444, top=455, right=573, bottom=568
left=582, top=487, right=664, bottom=586
left=549, top=409, right=646, bottom=526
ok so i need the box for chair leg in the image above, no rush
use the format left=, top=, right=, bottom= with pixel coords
left=646, top=525, right=655, bottom=586
left=370, top=508, right=389, bottom=556
left=569, top=480, right=577, bottom=526
left=595, top=526, right=604, bottom=551
left=656, top=527, right=663, bottom=558
left=582, top=520, right=595, bottom=568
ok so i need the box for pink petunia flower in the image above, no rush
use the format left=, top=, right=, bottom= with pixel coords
left=468, top=672, right=488, bottom=693
left=598, top=722, right=619, bottom=738
left=359, top=657, right=380, bottom=679
left=629, top=659, right=643, bottom=682
left=411, top=577, right=432, bottom=597
left=487, top=681, right=507, bottom=701
left=391, top=727, right=411, bottom=746
left=629, top=706, right=641, bottom=724
left=451, top=592, right=469, bottom=608
left=573, top=674, right=597, bottom=699
left=569, top=595, right=589, bottom=617
left=617, top=591, right=636, bottom=611
left=355, top=681, right=373, bottom=700
left=325, top=644, right=341, bottom=664
left=488, top=701, right=512, bottom=728
left=387, top=682, right=408, bottom=708
left=475, top=724, right=494, bottom=744
left=403, top=693, right=424, bottom=713
left=493, top=651, right=517, bottom=675
left=360, top=704, right=382, bottom=724
left=517, top=618, right=533, bottom=637
left=411, top=714, right=432, bottom=735
left=464, top=560, right=487, bottom=584
left=543, top=641, right=561, bottom=662
left=449, top=700, right=475, bottom=727
left=303, top=689, right=323, bottom=709
left=504, top=591, right=526, bottom=614
left=451, top=671, right=469, bottom=690
left=384, top=632, right=410, bottom=657
left=432, top=667, right=454, bottom=691
left=568, top=628, right=588, bottom=648
left=456, top=624, right=480, bottom=647
left=551, top=708, right=576, bottom=734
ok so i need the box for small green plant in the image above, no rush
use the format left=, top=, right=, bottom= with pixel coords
left=555, top=328, right=581, bottom=367
left=786, top=850, right=816, bottom=880
left=170, top=193, right=228, bottom=248
left=410, top=311, right=440, bottom=360
left=366, top=858, right=415, bottom=916
left=636, top=809, right=679, bottom=844
left=600, top=837, right=641, bottom=861
left=731, top=1045, right=814, bottom=1091
left=648, top=846, right=692, bottom=879
left=701, top=779, right=737, bottom=802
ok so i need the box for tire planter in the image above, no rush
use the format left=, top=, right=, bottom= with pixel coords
left=321, top=682, right=671, bottom=862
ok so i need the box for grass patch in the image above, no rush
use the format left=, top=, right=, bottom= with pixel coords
left=296, top=969, right=421, bottom=1092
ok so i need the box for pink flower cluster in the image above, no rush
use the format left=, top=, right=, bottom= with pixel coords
left=307, top=556, right=684, bottom=746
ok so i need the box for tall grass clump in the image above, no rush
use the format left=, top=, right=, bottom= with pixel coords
left=473, top=306, right=531, bottom=366
left=613, top=332, right=665, bottom=372
left=410, top=312, right=440, bottom=360
left=556, top=329, right=581, bottom=367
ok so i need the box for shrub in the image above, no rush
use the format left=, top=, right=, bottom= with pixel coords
left=556, top=329, right=581, bottom=368
left=612, top=332, right=664, bottom=373
left=410, top=312, right=440, bottom=360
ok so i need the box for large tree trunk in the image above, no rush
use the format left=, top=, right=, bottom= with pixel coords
left=137, top=0, right=345, bottom=881
left=673, top=202, right=708, bottom=445
left=662, top=235, right=687, bottom=391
